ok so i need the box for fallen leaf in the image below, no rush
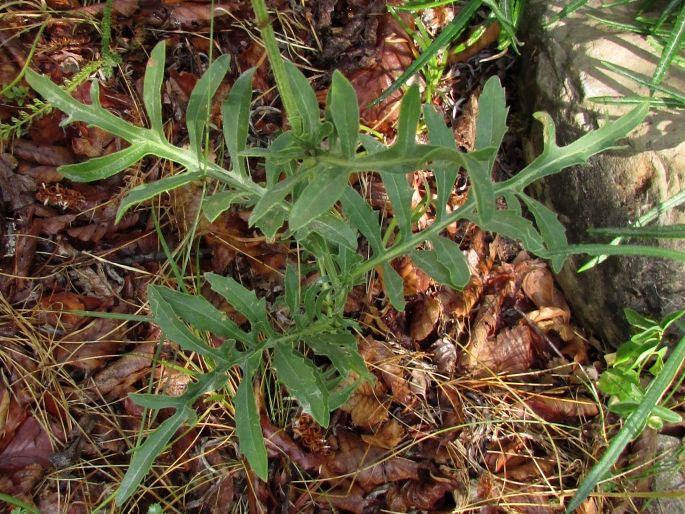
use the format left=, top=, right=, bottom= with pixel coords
left=0, top=417, right=54, bottom=471
left=523, top=396, right=599, bottom=422
left=409, top=295, right=441, bottom=343
left=361, top=419, right=405, bottom=449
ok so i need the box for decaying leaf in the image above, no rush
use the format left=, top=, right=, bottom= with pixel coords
left=523, top=396, right=599, bottom=422
left=409, top=295, right=441, bottom=343
left=361, top=419, right=405, bottom=449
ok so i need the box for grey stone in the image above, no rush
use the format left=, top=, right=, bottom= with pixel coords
left=517, top=0, right=685, bottom=346
left=644, top=435, right=685, bottom=514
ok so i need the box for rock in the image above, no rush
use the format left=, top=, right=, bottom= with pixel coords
left=516, top=0, right=685, bottom=346
left=644, top=435, right=685, bottom=514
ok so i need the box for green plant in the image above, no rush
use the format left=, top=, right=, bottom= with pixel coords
left=24, top=0, right=655, bottom=507
left=600, top=309, right=685, bottom=430
left=567, top=310, right=685, bottom=512
left=377, top=0, right=524, bottom=105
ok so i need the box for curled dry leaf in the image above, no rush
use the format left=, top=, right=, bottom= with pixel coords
left=341, top=390, right=391, bottom=428
left=523, top=396, right=599, bottom=422
left=409, top=295, right=442, bottom=343
left=93, top=342, right=155, bottom=397
left=345, top=13, right=415, bottom=132
left=0, top=417, right=55, bottom=472
left=261, top=415, right=322, bottom=471
left=323, top=429, right=420, bottom=491
left=361, top=419, right=405, bottom=450
left=359, top=339, right=412, bottom=405
left=0, top=463, right=43, bottom=504
left=394, top=255, right=433, bottom=296
left=0, top=154, right=35, bottom=211
left=37, top=291, right=99, bottom=330
left=432, top=337, right=457, bottom=375
left=386, top=477, right=457, bottom=512
left=522, top=264, right=570, bottom=322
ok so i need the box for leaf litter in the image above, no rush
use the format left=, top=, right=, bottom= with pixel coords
left=0, top=1, right=638, bottom=512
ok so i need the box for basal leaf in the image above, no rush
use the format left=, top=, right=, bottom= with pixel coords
left=329, top=70, right=359, bottom=158
left=186, top=54, right=231, bottom=158
left=116, top=405, right=191, bottom=505
left=25, top=70, right=144, bottom=142
left=299, top=211, right=359, bottom=251
left=380, top=172, right=414, bottom=239
left=306, top=333, right=371, bottom=380
left=284, top=264, right=299, bottom=315
left=250, top=173, right=305, bottom=227
left=289, top=166, right=349, bottom=232
left=462, top=151, right=496, bottom=224
left=128, top=393, right=184, bottom=410
left=223, top=67, right=256, bottom=176
left=59, top=143, right=151, bottom=182
left=430, top=236, right=471, bottom=289
left=205, top=272, right=268, bottom=326
left=395, top=84, right=421, bottom=151
left=411, top=249, right=455, bottom=288
left=116, top=171, right=203, bottom=223
left=273, top=346, right=330, bottom=427
left=481, top=209, right=547, bottom=255
left=203, top=191, right=249, bottom=222
left=519, top=194, right=568, bottom=272
left=423, top=105, right=458, bottom=222
left=148, top=286, right=225, bottom=360
left=151, top=285, right=248, bottom=343
left=475, top=76, right=508, bottom=152
left=235, top=367, right=268, bottom=480
left=283, top=61, right=321, bottom=144
left=144, top=41, right=166, bottom=134
left=383, top=261, right=407, bottom=311
left=340, top=187, right=383, bottom=255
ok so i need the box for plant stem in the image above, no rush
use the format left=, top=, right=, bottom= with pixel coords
left=250, top=0, right=303, bottom=135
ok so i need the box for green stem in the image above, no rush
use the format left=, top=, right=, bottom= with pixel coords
left=250, top=0, right=303, bottom=134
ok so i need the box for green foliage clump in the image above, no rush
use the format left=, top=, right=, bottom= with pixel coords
left=24, top=3, right=651, bottom=508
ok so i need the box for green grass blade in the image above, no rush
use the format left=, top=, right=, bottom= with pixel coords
left=372, top=0, right=482, bottom=106
left=567, top=333, right=685, bottom=512
left=652, top=3, right=685, bottom=89
left=588, top=224, right=685, bottom=239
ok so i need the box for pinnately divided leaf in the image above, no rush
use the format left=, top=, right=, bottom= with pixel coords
left=289, top=166, right=349, bottom=232
left=205, top=272, right=269, bottom=326
left=383, top=261, right=407, bottom=311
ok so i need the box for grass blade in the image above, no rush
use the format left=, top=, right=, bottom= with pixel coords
left=567, top=333, right=685, bottom=512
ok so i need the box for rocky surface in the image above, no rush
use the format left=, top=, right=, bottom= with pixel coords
left=517, top=0, right=685, bottom=346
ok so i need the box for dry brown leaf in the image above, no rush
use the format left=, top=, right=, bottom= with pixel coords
left=409, top=295, right=441, bottom=343
left=341, top=392, right=391, bottom=428
left=12, top=138, right=75, bottom=166
left=261, top=415, right=322, bottom=471
left=323, top=429, right=420, bottom=491
left=503, top=459, right=556, bottom=482
left=386, top=477, right=457, bottom=512
left=524, top=396, right=599, bottom=422
left=0, top=417, right=54, bottom=472
left=361, top=419, right=405, bottom=449
left=93, top=342, right=155, bottom=397
left=54, top=314, right=128, bottom=371
left=522, top=265, right=570, bottom=322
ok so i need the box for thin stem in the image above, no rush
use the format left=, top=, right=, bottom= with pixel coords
left=250, top=0, right=303, bottom=134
